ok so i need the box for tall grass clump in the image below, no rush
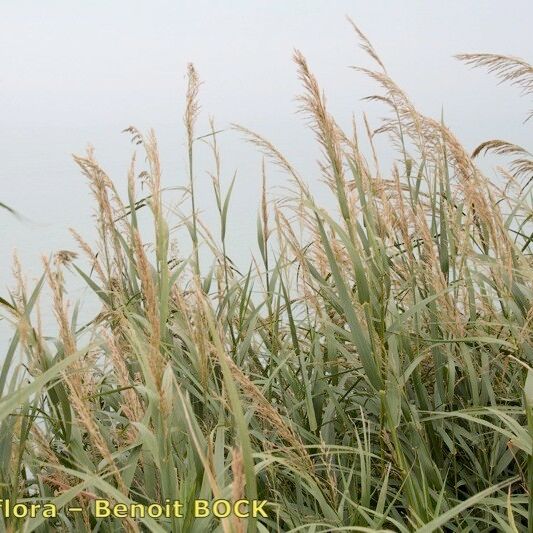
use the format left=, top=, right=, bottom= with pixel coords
left=1, top=24, right=533, bottom=532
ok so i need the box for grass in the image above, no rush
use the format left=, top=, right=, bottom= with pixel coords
left=1, top=24, right=533, bottom=532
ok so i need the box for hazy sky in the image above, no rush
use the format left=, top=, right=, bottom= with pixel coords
left=1, top=1, right=532, bottom=293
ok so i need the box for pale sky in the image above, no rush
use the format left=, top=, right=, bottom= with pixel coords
left=1, top=1, right=532, bottom=293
